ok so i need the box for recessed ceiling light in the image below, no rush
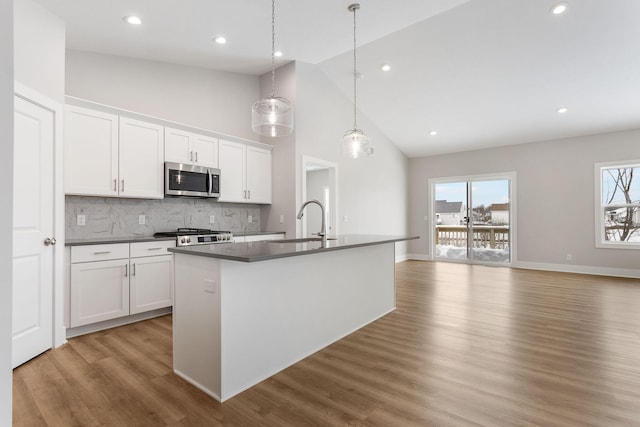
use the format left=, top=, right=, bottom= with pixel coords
left=429, top=130, right=438, bottom=136
left=214, top=36, right=227, bottom=45
left=123, top=16, right=142, bottom=25
left=381, top=64, right=391, bottom=72
left=550, top=2, right=568, bottom=15
left=274, top=51, right=283, bottom=57
left=557, top=107, right=568, bottom=114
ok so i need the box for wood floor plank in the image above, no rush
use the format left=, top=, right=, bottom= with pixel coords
left=13, top=261, right=640, bottom=426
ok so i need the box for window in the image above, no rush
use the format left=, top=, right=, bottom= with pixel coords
left=595, top=161, right=640, bottom=248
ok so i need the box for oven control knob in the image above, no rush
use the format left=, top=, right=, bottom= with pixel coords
left=186, top=237, right=192, bottom=243
left=180, top=237, right=186, bottom=244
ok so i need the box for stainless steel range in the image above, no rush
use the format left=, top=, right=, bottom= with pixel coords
left=154, top=228, right=234, bottom=246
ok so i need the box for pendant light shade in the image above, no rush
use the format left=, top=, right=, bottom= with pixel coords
left=343, top=128, right=371, bottom=158
left=252, top=96, right=293, bottom=137
left=342, top=3, right=372, bottom=158
left=252, top=0, right=294, bottom=137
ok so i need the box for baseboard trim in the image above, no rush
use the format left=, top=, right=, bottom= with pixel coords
left=514, top=261, right=640, bottom=279
left=407, top=254, right=432, bottom=261
left=395, top=254, right=409, bottom=263
left=66, top=307, right=173, bottom=338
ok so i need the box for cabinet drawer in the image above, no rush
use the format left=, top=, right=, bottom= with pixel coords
left=71, top=243, right=129, bottom=263
left=130, top=240, right=176, bottom=258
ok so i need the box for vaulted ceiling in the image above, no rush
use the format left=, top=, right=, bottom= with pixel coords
left=34, top=0, right=640, bottom=157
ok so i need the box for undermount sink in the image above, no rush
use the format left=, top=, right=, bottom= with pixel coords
left=267, top=237, right=337, bottom=244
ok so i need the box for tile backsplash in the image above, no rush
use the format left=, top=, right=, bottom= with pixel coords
left=66, top=196, right=261, bottom=239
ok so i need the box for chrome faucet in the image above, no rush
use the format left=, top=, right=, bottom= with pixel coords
left=296, top=200, right=327, bottom=243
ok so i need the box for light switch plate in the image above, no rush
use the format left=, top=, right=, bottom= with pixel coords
left=138, top=215, right=146, bottom=225
left=77, top=215, right=86, bottom=226
left=203, top=279, right=216, bottom=294
left=248, top=215, right=253, bottom=223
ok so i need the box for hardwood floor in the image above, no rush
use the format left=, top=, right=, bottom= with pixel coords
left=13, top=261, right=640, bottom=426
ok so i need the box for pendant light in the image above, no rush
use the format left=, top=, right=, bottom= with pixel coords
left=342, top=3, right=372, bottom=158
left=251, top=0, right=294, bottom=137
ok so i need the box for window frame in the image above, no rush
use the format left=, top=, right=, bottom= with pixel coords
left=594, top=160, right=640, bottom=249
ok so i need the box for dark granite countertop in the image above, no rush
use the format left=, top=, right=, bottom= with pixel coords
left=168, top=235, right=419, bottom=263
left=65, top=231, right=285, bottom=246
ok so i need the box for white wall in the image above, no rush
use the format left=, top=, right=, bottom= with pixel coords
left=14, top=0, right=65, bottom=102
left=409, top=129, right=640, bottom=274
left=294, top=62, right=409, bottom=253
left=260, top=62, right=297, bottom=237
left=0, top=1, right=13, bottom=423
left=66, top=50, right=259, bottom=140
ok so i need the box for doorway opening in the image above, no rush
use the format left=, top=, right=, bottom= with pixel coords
left=301, top=156, right=338, bottom=238
left=430, top=173, right=516, bottom=265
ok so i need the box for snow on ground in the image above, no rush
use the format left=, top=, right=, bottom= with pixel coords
left=436, top=245, right=510, bottom=263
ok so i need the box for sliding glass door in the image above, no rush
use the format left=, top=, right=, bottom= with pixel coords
left=432, top=175, right=513, bottom=264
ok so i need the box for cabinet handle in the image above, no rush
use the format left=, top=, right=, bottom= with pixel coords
left=93, top=251, right=111, bottom=255
left=121, top=179, right=125, bottom=192
left=147, top=247, right=162, bottom=251
left=243, top=190, right=246, bottom=199
left=195, top=152, right=198, bottom=162
left=248, top=190, right=251, bottom=199
left=113, top=179, right=117, bottom=191
left=190, top=151, right=193, bottom=162
left=44, top=237, right=56, bottom=246
left=124, top=264, right=128, bottom=277
left=133, top=263, right=136, bottom=276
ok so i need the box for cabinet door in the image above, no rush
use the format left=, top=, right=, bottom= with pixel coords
left=164, top=126, right=193, bottom=165
left=193, top=134, right=218, bottom=168
left=65, top=105, right=118, bottom=196
left=246, top=146, right=272, bottom=204
left=130, top=255, right=173, bottom=314
left=119, top=117, right=165, bottom=199
left=218, top=139, right=246, bottom=203
left=70, top=259, right=129, bottom=327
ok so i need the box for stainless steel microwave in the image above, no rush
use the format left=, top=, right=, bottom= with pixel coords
left=164, top=162, right=220, bottom=198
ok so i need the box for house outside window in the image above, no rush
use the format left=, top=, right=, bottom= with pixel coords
left=595, top=161, right=640, bottom=248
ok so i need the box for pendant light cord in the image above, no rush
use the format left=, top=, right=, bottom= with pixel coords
left=352, top=4, right=358, bottom=129
left=271, top=0, right=276, bottom=98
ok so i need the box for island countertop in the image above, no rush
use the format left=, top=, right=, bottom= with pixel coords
left=168, top=234, right=418, bottom=262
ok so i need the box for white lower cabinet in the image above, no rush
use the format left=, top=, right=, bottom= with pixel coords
left=70, top=258, right=129, bottom=327
left=130, top=255, right=173, bottom=315
left=69, top=241, right=174, bottom=328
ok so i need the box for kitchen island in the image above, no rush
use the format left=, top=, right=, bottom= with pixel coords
left=169, top=234, right=417, bottom=401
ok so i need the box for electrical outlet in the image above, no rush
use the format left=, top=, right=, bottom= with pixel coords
left=138, top=215, right=146, bottom=225
left=343, top=215, right=349, bottom=223
left=279, top=215, right=284, bottom=224
left=248, top=215, right=253, bottom=223
left=209, top=215, right=215, bottom=224
left=77, top=215, right=86, bottom=226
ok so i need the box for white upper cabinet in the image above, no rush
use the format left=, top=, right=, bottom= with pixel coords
left=218, top=139, right=272, bottom=204
left=65, top=106, right=164, bottom=199
left=246, top=145, right=272, bottom=204
left=119, top=117, right=164, bottom=199
left=65, top=105, right=119, bottom=197
left=165, top=126, right=218, bottom=168
left=193, top=134, right=219, bottom=168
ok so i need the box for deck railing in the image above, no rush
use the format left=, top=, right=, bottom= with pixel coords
left=435, top=225, right=510, bottom=249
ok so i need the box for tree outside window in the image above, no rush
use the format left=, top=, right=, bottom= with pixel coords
left=597, top=161, right=640, bottom=248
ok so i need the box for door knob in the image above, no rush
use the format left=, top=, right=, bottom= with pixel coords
left=44, top=237, right=57, bottom=246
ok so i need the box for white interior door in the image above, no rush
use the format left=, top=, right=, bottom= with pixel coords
left=12, top=95, right=55, bottom=368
